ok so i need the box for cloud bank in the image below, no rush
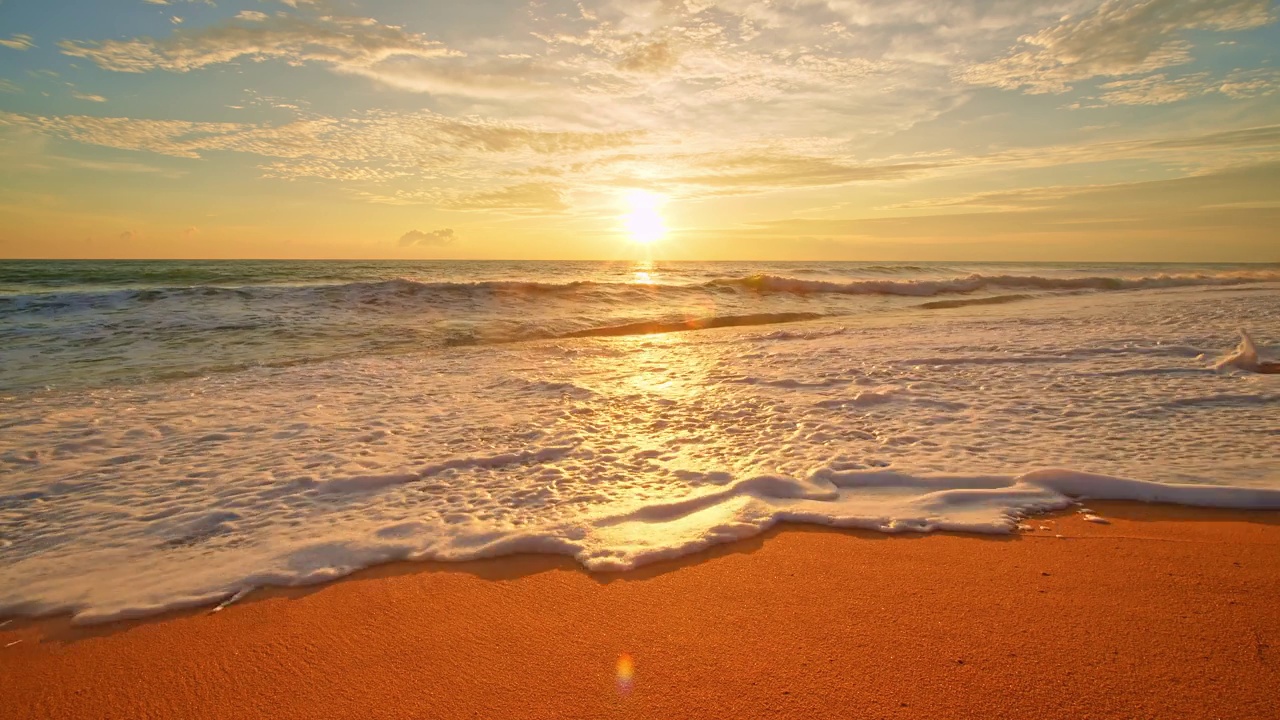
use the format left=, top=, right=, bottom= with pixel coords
left=399, top=228, right=455, bottom=246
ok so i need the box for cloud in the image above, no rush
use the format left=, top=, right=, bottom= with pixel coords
left=1071, top=68, right=1280, bottom=107
left=444, top=183, right=568, bottom=213
left=951, top=123, right=1280, bottom=174
left=8, top=101, right=1280, bottom=212
left=0, top=79, right=20, bottom=94
left=0, top=34, right=35, bottom=51
left=962, top=0, right=1275, bottom=94
left=1216, top=68, right=1280, bottom=99
left=398, top=228, right=455, bottom=246
left=14, top=1, right=1280, bottom=221
left=72, top=92, right=108, bottom=103
left=1090, top=73, right=1211, bottom=106
left=617, top=40, right=679, bottom=73
left=760, top=162, right=1280, bottom=238
left=1137, top=124, right=1280, bottom=152
left=52, top=0, right=962, bottom=139
left=0, top=111, right=242, bottom=159
left=661, top=152, right=944, bottom=193
left=59, top=14, right=459, bottom=74
left=0, top=109, right=637, bottom=164
left=891, top=184, right=1104, bottom=211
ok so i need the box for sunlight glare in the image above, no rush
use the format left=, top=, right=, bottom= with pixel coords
left=622, top=191, right=668, bottom=244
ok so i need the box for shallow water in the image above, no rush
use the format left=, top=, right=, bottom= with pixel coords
left=1, top=261, right=1278, bottom=622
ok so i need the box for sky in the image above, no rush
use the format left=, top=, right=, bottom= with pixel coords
left=0, top=0, right=1278, bottom=261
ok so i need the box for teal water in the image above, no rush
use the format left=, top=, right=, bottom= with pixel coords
left=2, top=259, right=1277, bottom=392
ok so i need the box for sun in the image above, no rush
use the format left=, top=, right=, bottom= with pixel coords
left=621, top=190, right=668, bottom=244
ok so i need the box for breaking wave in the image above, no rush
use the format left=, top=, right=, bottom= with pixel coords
left=709, top=271, right=1280, bottom=296
left=1215, top=330, right=1280, bottom=374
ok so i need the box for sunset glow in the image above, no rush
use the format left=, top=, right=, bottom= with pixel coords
left=2, top=4, right=1279, bottom=718
left=0, top=1, right=1276, bottom=260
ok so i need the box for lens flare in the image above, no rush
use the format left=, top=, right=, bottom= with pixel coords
left=616, top=652, right=635, bottom=695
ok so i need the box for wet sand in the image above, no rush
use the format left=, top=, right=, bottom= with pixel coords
left=3, top=501, right=1278, bottom=719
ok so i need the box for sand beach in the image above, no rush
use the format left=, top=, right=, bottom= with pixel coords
left=4, top=502, right=1278, bottom=720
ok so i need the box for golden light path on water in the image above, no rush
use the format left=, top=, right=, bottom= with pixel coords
left=633, top=258, right=656, bottom=285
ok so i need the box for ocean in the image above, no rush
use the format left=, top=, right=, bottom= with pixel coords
left=2, top=259, right=1279, bottom=622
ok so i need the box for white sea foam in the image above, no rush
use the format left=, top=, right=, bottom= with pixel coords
left=1, top=279, right=1278, bottom=624
left=1214, top=329, right=1273, bottom=372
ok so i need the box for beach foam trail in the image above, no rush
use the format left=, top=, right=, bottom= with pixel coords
left=2, top=466, right=1279, bottom=624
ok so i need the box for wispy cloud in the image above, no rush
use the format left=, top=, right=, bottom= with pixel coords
left=59, top=14, right=459, bottom=74
left=444, top=183, right=568, bottom=213
left=754, top=162, right=1280, bottom=243
left=1216, top=68, right=1280, bottom=98
left=0, top=34, right=36, bottom=51
left=961, top=0, right=1275, bottom=94
left=0, top=109, right=636, bottom=162
left=1089, top=73, right=1213, bottom=106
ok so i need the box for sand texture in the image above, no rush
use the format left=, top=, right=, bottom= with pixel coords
left=3, top=502, right=1279, bottom=720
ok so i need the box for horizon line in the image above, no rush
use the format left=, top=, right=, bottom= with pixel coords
left=3, top=258, right=1280, bottom=264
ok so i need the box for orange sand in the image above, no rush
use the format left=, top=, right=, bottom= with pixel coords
left=3, top=502, right=1279, bottom=719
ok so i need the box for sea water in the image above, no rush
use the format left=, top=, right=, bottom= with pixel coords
left=1, top=260, right=1278, bottom=622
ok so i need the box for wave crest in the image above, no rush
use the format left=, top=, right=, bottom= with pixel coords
left=707, top=271, right=1280, bottom=297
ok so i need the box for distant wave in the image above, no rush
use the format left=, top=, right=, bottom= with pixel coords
left=6, top=270, right=1278, bottom=314
left=917, top=294, right=1032, bottom=310
left=708, top=271, right=1280, bottom=296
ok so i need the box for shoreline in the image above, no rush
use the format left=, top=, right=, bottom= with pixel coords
left=3, top=501, right=1279, bottom=719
